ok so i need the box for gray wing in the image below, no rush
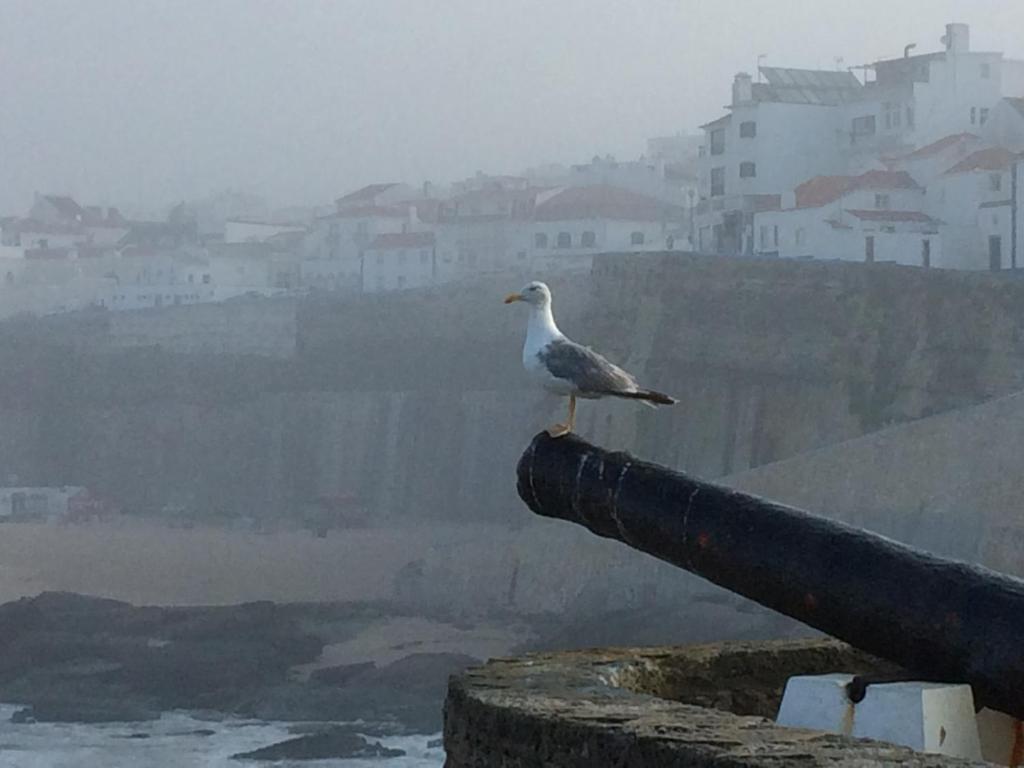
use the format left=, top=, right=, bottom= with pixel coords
left=539, top=339, right=638, bottom=394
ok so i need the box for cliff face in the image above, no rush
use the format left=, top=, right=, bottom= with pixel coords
left=1, top=254, right=1023, bottom=524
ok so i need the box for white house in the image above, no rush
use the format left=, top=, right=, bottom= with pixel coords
left=361, top=232, right=436, bottom=292
left=927, top=146, right=1022, bottom=270
left=303, top=203, right=424, bottom=291
left=754, top=170, right=942, bottom=266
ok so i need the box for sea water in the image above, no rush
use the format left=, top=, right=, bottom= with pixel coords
left=0, top=705, right=444, bottom=768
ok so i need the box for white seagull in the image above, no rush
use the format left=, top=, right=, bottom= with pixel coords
left=504, top=281, right=676, bottom=438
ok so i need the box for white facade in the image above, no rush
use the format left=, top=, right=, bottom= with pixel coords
left=927, top=151, right=1022, bottom=270
left=754, top=173, right=941, bottom=266
left=361, top=233, right=436, bottom=293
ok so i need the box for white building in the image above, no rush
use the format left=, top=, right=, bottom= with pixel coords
left=927, top=146, right=1022, bottom=270
left=754, top=170, right=942, bottom=266
left=361, top=232, right=436, bottom=292
left=696, top=22, right=1024, bottom=262
left=696, top=68, right=859, bottom=254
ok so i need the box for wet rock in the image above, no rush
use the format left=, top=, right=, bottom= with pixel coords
left=231, top=730, right=405, bottom=761
left=427, top=737, right=443, bottom=748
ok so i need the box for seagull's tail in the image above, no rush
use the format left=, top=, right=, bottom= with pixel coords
left=615, top=389, right=678, bottom=408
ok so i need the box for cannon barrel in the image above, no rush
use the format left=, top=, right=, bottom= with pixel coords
left=517, top=432, right=1024, bottom=719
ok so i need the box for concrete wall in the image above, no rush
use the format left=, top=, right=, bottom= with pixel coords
left=723, top=388, right=1024, bottom=577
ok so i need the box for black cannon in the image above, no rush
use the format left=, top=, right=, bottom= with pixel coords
left=517, top=432, right=1024, bottom=720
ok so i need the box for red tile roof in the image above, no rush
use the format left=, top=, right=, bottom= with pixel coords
left=534, top=185, right=676, bottom=222
left=846, top=209, right=937, bottom=223
left=42, top=195, right=83, bottom=220
left=944, top=147, right=1020, bottom=175
left=794, top=170, right=919, bottom=208
left=367, top=232, right=435, bottom=249
left=335, top=183, right=401, bottom=206
left=903, top=133, right=979, bottom=160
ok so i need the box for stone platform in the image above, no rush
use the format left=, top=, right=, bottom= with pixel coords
left=443, top=638, right=986, bottom=766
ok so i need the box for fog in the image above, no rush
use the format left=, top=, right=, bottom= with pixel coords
left=3, top=1, right=1024, bottom=764
left=1, top=0, right=1022, bottom=213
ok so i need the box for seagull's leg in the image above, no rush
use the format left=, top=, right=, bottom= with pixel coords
left=546, top=394, right=575, bottom=438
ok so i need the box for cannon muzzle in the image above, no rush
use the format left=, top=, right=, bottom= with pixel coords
left=517, top=432, right=1024, bottom=719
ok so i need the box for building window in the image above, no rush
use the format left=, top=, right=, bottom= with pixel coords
left=922, top=239, right=931, bottom=268
left=851, top=115, right=876, bottom=139
left=739, top=161, right=757, bottom=178
left=710, top=167, right=726, bottom=197
left=971, top=107, right=977, bottom=125
left=980, top=108, right=990, bottom=125
left=990, top=173, right=1003, bottom=192
left=773, top=225, right=778, bottom=247
left=874, top=194, right=891, bottom=209
left=906, top=105, right=915, bottom=128
left=397, top=275, right=406, bottom=288
left=795, top=228, right=806, bottom=247
left=630, top=231, right=645, bottom=246
left=202, top=274, right=211, bottom=284
left=981, top=62, right=991, bottom=79
left=759, top=225, right=769, bottom=249
left=534, top=233, right=548, bottom=249
left=710, top=128, right=725, bottom=156
left=739, top=121, right=756, bottom=138
left=420, top=249, right=429, bottom=264
left=883, top=102, right=902, bottom=129
left=581, top=231, right=596, bottom=247
left=517, top=250, right=527, bottom=260
left=865, top=236, right=875, bottom=263
left=556, top=232, right=572, bottom=248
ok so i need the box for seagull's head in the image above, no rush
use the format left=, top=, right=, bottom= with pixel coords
left=504, top=281, right=551, bottom=308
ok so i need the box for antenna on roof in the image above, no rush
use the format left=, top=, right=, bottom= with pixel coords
left=904, top=43, right=917, bottom=58
left=756, top=54, right=767, bottom=82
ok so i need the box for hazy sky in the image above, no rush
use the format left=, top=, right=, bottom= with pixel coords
left=2, top=0, right=1024, bottom=215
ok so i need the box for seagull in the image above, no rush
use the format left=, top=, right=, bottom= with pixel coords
left=504, top=281, right=676, bottom=437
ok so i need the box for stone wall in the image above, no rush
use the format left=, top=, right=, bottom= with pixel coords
left=442, top=639, right=973, bottom=767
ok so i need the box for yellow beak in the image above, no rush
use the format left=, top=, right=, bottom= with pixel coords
left=503, top=293, right=523, bottom=304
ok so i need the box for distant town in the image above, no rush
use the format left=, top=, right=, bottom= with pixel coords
left=2, top=21, right=1022, bottom=319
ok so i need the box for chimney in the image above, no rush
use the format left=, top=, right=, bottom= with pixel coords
left=942, top=23, right=969, bottom=54
left=732, top=72, right=753, bottom=106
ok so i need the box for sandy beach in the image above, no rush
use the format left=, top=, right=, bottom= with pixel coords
left=0, top=518, right=490, bottom=607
